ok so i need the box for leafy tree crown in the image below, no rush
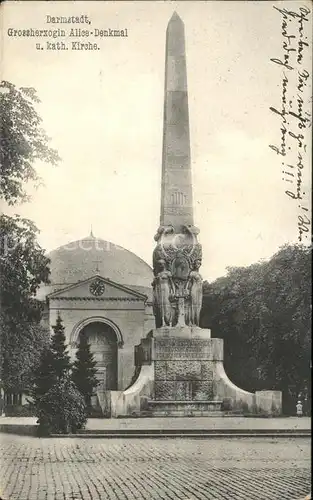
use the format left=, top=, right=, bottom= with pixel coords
left=0, top=80, right=60, bottom=205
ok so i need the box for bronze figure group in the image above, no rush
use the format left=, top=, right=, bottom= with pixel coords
left=152, top=257, right=203, bottom=328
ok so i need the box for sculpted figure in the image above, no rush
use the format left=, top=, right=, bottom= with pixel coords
left=184, top=296, right=191, bottom=326
left=152, top=259, right=175, bottom=327
left=172, top=254, right=190, bottom=281
left=182, top=224, right=200, bottom=236
left=154, top=226, right=164, bottom=242
left=186, top=260, right=203, bottom=326
left=154, top=225, right=175, bottom=242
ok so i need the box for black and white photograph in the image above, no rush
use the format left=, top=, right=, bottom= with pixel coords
left=0, top=1, right=312, bottom=499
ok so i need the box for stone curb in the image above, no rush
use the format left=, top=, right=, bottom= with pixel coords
left=49, top=432, right=311, bottom=439
left=1, top=424, right=311, bottom=438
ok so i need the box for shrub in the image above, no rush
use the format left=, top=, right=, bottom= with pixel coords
left=36, top=376, right=87, bottom=435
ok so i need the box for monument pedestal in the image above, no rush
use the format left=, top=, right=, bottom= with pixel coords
left=109, top=327, right=282, bottom=417
left=149, top=329, right=224, bottom=416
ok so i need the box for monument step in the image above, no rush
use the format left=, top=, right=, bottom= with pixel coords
left=146, top=399, right=223, bottom=417
left=145, top=411, right=225, bottom=417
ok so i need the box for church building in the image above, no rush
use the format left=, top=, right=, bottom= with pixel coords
left=38, top=232, right=154, bottom=394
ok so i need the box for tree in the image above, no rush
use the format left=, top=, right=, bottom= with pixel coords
left=72, top=334, right=99, bottom=410
left=31, top=315, right=71, bottom=402
left=32, top=315, right=73, bottom=425
left=201, top=244, right=311, bottom=414
left=0, top=214, right=51, bottom=392
left=32, top=315, right=87, bottom=435
left=30, top=346, right=56, bottom=408
left=0, top=80, right=60, bottom=205
left=0, top=214, right=50, bottom=323
left=0, top=80, right=60, bottom=400
left=50, top=314, right=72, bottom=381
left=1, top=321, right=50, bottom=394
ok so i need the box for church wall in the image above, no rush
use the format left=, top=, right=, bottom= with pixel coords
left=116, top=311, right=145, bottom=389
left=144, top=303, right=155, bottom=334
left=49, top=298, right=148, bottom=390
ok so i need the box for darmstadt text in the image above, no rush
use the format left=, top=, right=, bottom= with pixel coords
left=46, top=15, right=92, bottom=24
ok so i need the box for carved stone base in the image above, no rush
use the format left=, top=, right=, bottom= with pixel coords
left=147, top=400, right=223, bottom=417
left=108, top=328, right=282, bottom=417
left=153, top=333, right=219, bottom=403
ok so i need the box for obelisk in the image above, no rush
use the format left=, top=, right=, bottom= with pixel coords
left=160, top=12, right=193, bottom=232
left=110, top=13, right=283, bottom=419
left=153, top=12, right=202, bottom=330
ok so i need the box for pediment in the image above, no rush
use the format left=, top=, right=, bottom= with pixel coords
left=47, top=275, right=147, bottom=301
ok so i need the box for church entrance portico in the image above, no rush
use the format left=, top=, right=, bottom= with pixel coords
left=80, top=321, right=118, bottom=391
left=71, top=317, right=123, bottom=395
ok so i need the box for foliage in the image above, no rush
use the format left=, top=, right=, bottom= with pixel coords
left=0, top=320, right=50, bottom=393
left=37, top=376, right=87, bottom=435
left=0, top=80, right=60, bottom=205
left=33, top=317, right=87, bottom=435
left=31, top=315, right=71, bottom=411
left=30, top=346, right=56, bottom=407
left=0, top=214, right=50, bottom=323
left=201, top=244, right=311, bottom=413
left=0, top=81, right=60, bottom=397
left=50, top=314, right=72, bottom=380
left=0, top=214, right=51, bottom=391
left=72, top=333, right=98, bottom=409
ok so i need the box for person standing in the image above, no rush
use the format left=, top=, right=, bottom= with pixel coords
left=0, top=396, right=4, bottom=417
left=296, top=400, right=303, bottom=417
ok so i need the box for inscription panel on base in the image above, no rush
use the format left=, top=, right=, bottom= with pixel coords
left=154, top=338, right=217, bottom=360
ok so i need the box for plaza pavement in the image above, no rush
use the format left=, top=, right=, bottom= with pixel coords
left=0, top=434, right=311, bottom=500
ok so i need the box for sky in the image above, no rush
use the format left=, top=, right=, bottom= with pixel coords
left=1, top=0, right=312, bottom=281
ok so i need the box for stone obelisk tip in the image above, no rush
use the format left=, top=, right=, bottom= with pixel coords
left=168, top=11, right=183, bottom=24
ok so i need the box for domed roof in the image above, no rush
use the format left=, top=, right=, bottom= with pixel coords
left=47, top=235, right=153, bottom=289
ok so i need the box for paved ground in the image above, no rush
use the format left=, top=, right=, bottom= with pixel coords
left=0, top=416, right=311, bottom=431
left=0, top=435, right=310, bottom=500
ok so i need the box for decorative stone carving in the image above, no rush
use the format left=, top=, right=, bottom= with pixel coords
left=153, top=225, right=175, bottom=242
left=185, top=259, right=203, bottom=326
left=171, top=191, right=187, bottom=205
left=152, top=227, right=203, bottom=329
left=182, top=224, right=200, bottom=236
left=152, top=259, right=175, bottom=327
